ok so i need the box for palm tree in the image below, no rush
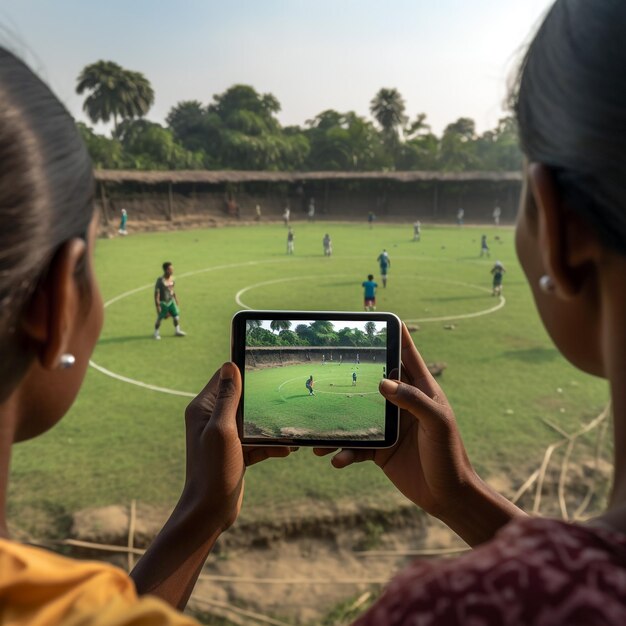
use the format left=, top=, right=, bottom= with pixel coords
left=270, top=320, right=291, bottom=333
left=364, top=321, right=377, bottom=343
left=76, top=61, right=154, bottom=134
left=370, top=88, right=407, bottom=145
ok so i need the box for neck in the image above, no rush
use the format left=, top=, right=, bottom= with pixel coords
left=597, top=273, right=626, bottom=529
left=0, top=394, right=18, bottom=539
left=608, top=378, right=626, bottom=507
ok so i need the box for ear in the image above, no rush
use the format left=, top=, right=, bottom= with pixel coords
left=527, top=163, right=601, bottom=299
left=20, top=238, right=87, bottom=370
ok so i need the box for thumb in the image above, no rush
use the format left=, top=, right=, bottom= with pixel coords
left=209, top=362, right=242, bottom=434
left=379, top=378, right=445, bottom=427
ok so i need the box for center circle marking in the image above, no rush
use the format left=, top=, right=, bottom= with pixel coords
left=90, top=257, right=506, bottom=397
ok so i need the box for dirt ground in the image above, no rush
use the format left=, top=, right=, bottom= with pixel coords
left=70, top=494, right=467, bottom=624
left=61, top=452, right=612, bottom=625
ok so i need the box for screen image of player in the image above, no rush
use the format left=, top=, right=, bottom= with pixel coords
left=242, top=317, right=391, bottom=443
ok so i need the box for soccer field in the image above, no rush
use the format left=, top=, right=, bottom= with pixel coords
left=244, top=362, right=386, bottom=440
left=8, top=222, right=610, bottom=534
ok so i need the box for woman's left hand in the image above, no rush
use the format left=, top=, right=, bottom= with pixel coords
left=183, top=362, right=293, bottom=531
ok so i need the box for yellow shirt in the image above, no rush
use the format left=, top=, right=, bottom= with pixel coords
left=0, top=539, right=198, bottom=626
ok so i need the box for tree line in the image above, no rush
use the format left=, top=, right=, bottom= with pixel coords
left=76, top=60, right=522, bottom=172
left=246, top=320, right=386, bottom=347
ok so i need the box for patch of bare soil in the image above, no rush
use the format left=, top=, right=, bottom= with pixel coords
left=67, top=495, right=466, bottom=624
left=44, top=448, right=613, bottom=624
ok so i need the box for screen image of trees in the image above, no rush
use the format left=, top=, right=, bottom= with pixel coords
left=245, top=320, right=386, bottom=348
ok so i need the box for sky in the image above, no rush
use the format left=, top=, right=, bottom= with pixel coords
left=0, top=0, right=554, bottom=136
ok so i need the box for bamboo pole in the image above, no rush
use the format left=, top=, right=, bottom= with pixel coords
left=99, top=182, right=110, bottom=225
left=127, top=499, right=137, bottom=572
left=191, top=597, right=294, bottom=626
left=167, top=182, right=173, bottom=221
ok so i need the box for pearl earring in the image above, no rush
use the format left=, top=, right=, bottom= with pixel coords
left=539, top=275, right=555, bottom=294
left=58, top=354, right=76, bottom=369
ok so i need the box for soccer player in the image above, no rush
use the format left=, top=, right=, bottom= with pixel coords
left=362, top=274, right=378, bottom=311
left=283, top=206, right=290, bottom=227
left=308, top=198, right=315, bottom=222
left=321, top=354, right=326, bottom=366
left=352, top=371, right=357, bottom=386
left=382, top=366, right=386, bottom=379
left=118, top=208, right=128, bottom=236
left=356, top=352, right=360, bottom=366
left=413, top=220, right=421, bottom=241
left=491, top=261, right=506, bottom=296
left=306, top=375, right=315, bottom=396
left=323, top=233, right=332, bottom=256
left=377, top=249, right=391, bottom=287
left=339, top=354, right=343, bottom=365
left=368, top=211, right=375, bottom=229
left=287, top=228, right=295, bottom=255
left=457, top=207, right=465, bottom=226
left=154, top=262, right=186, bottom=340
left=480, top=234, right=490, bottom=258
left=255, top=204, right=262, bottom=222
left=493, top=205, right=502, bottom=226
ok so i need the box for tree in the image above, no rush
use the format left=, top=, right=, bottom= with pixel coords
left=474, top=116, right=522, bottom=171
left=76, top=123, right=125, bottom=168
left=278, top=329, right=301, bottom=346
left=270, top=320, right=292, bottom=333
left=305, top=110, right=388, bottom=170
left=166, top=100, right=213, bottom=153
left=76, top=61, right=154, bottom=134
left=440, top=117, right=480, bottom=171
left=246, top=320, right=262, bottom=335
left=370, top=88, right=407, bottom=152
left=364, top=321, right=377, bottom=343
left=115, top=119, right=204, bottom=170
left=197, top=84, right=309, bottom=170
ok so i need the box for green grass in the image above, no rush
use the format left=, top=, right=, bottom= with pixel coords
left=7, top=222, right=610, bottom=534
left=244, top=362, right=385, bottom=440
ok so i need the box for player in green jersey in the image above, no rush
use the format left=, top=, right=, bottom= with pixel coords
left=154, top=262, right=186, bottom=340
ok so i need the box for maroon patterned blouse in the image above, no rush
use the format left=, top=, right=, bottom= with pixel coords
left=354, top=517, right=626, bottom=625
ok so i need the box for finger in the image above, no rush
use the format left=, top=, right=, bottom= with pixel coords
left=245, top=446, right=292, bottom=466
left=313, top=448, right=338, bottom=457
left=185, top=368, right=221, bottom=419
left=206, top=362, right=242, bottom=433
left=401, top=323, right=440, bottom=398
left=379, top=378, right=445, bottom=430
left=331, top=449, right=375, bottom=468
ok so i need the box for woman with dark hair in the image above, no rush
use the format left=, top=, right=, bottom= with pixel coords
left=335, top=0, right=626, bottom=622
left=0, top=47, right=293, bottom=624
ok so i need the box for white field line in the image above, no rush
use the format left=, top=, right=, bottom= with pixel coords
left=93, top=259, right=290, bottom=396
left=92, top=258, right=507, bottom=396
left=237, top=275, right=506, bottom=323
left=88, top=360, right=195, bottom=397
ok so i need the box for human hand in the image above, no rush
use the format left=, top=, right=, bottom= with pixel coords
left=314, top=324, right=476, bottom=520
left=183, top=362, right=293, bottom=531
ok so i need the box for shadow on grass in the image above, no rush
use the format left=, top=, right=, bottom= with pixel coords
left=499, top=347, right=560, bottom=363
left=428, top=294, right=489, bottom=303
left=97, top=334, right=157, bottom=345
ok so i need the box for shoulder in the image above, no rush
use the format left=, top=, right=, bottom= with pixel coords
left=0, top=539, right=197, bottom=625
left=356, top=518, right=626, bottom=626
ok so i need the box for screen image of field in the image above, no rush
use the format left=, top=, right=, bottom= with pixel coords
left=243, top=319, right=388, bottom=440
left=244, top=361, right=386, bottom=440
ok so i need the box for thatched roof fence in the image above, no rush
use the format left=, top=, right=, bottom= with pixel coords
left=94, top=170, right=522, bottom=185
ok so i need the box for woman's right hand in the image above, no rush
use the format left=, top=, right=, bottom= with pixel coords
left=315, top=323, right=476, bottom=520
left=316, top=323, right=525, bottom=545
